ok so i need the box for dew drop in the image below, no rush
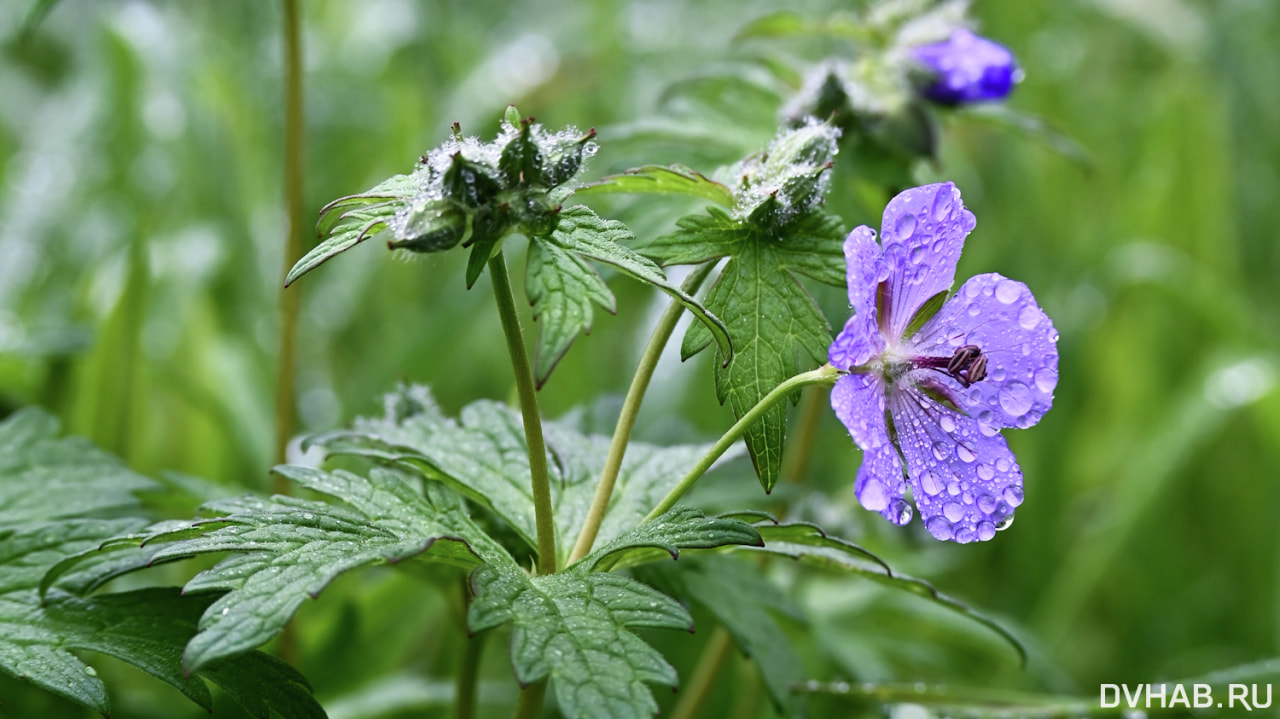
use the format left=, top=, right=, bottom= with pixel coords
left=961, top=491, right=973, bottom=504
left=909, top=245, right=926, bottom=264
left=977, top=493, right=996, bottom=512
left=84, top=666, right=98, bottom=677
left=302, top=513, right=314, bottom=520
left=1018, top=305, right=1041, bottom=330
left=967, top=303, right=982, bottom=317
left=956, top=444, right=976, bottom=463
left=977, top=521, right=996, bottom=541
left=998, top=381, right=1033, bottom=417
left=995, top=280, right=1020, bottom=304
left=989, top=365, right=1006, bottom=382
left=920, top=471, right=944, bottom=496
left=932, top=444, right=947, bottom=461
left=995, top=515, right=1015, bottom=531
left=926, top=516, right=954, bottom=540
left=977, top=464, right=994, bottom=481
left=1003, top=486, right=1025, bottom=507
left=860, top=480, right=889, bottom=511
left=221, top=607, right=230, bottom=616
left=939, top=414, right=956, bottom=433
left=954, top=527, right=976, bottom=543
left=943, top=502, right=965, bottom=522
left=946, top=480, right=961, bottom=496
left=895, top=211, right=918, bottom=241
left=890, top=498, right=913, bottom=525
left=1035, top=367, right=1059, bottom=393
left=996, top=457, right=1011, bottom=472
left=932, top=186, right=954, bottom=222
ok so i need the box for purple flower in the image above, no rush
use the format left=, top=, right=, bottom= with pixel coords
left=910, top=29, right=1019, bottom=105
left=829, top=183, right=1058, bottom=543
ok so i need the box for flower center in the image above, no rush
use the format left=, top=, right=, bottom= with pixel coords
left=912, top=344, right=988, bottom=387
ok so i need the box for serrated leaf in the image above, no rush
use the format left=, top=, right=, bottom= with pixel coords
left=574, top=506, right=762, bottom=572
left=0, top=407, right=154, bottom=526
left=307, top=385, right=743, bottom=569
left=642, top=203, right=845, bottom=491
left=468, top=563, right=691, bottom=719
left=638, top=556, right=806, bottom=718
left=577, top=165, right=735, bottom=207
left=286, top=174, right=418, bottom=286
left=744, top=522, right=1027, bottom=666
left=526, top=235, right=617, bottom=385
left=532, top=205, right=731, bottom=385
left=47, top=465, right=501, bottom=673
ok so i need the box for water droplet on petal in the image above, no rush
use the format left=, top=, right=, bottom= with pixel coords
left=920, top=471, right=944, bottom=496
left=954, top=526, right=976, bottom=543
left=996, top=515, right=1015, bottom=531
left=939, top=414, right=956, bottom=433
left=943, top=502, right=965, bottom=522
left=956, top=444, right=976, bottom=462
left=977, top=521, right=996, bottom=541
left=995, top=280, right=1020, bottom=304
left=926, top=516, right=953, bottom=540
left=895, top=211, right=918, bottom=241
left=967, top=303, right=982, bottom=317
left=977, top=493, right=996, bottom=512
left=1035, top=367, right=1059, bottom=393
left=947, top=480, right=961, bottom=496
left=891, top=498, right=913, bottom=525
left=860, top=480, right=889, bottom=511
left=1018, top=305, right=1041, bottom=330
left=996, top=457, right=1011, bottom=472
left=998, top=381, right=1033, bottom=416
left=932, top=444, right=947, bottom=461
left=932, top=186, right=954, bottom=222
left=1003, top=486, right=1024, bottom=507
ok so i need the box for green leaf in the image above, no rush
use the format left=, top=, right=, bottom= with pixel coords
left=47, top=465, right=500, bottom=673
left=286, top=174, right=418, bottom=286
left=525, top=235, right=617, bottom=385
left=640, top=203, right=845, bottom=492
left=638, top=556, right=807, bottom=718
left=745, top=522, right=1027, bottom=666
left=468, top=562, right=692, bottom=719
left=574, top=506, right=763, bottom=572
left=200, top=652, right=327, bottom=719
left=532, top=205, right=732, bottom=385
left=307, top=385, right=745, bottom=569
left=576, top=164, right=735, bottom=207
left=0, top=407, right=154, bottom=526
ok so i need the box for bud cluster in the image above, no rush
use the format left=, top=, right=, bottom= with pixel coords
left=388, top=106, right=598, bottom=254
left=724, top=119, right=840, bottom=231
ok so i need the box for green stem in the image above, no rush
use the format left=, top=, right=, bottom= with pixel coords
left=668, top=626, right=734, bottom=719
left=274, top=0, right=304, bottom=474
left=454, top=577, right=484, bottom=719
left=512, top=679, right=548, bottom=719
left=643, top=364, right=840, bottom=523
left=568, top=263, right=716, bottom=564
left=488, top=253, right=557, bottom=576
left=778, top=383, right=827, bottom=486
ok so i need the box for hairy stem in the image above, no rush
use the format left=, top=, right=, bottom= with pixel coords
left=668, top=626, right=734, bottom=719
left=488, top=253, right=558, bottom=575
left=512, top=680, right=548, bottom=719
left=568, top=263, right=716, bottom=563
left=643, top=364, right=840, bottom=523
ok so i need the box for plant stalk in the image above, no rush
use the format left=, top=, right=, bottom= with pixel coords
left=568, top=263, right=716, bottom=563
left=274, top=0, right=304, bottom=476
left=512, top=679, right=548, bottom=719
left=488, top=253, right=558, bottom=576
left=668, top=626, right=734, bottom=719
left=643, top=364, right=840, bottom=523
left=778, top=384, right=827, bottom=485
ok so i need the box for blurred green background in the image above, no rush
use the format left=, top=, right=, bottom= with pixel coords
left=2, top=0, right=1278, bottom=717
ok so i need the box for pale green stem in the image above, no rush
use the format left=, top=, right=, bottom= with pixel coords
left=568, top=263, right=716, bottom=564
left=668, top=626, right=734, bottom=719
left=778, top=383, right=827, bottom=486
left=488, top=254, right=557, bottom=576
left=512, top=680, right=548, bottom=719
left=643, top=364, right=840, bottom=523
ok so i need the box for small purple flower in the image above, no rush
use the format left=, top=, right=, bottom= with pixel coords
left=829, top=183, right=1058, bottom=543
left=910, top=29, right=1019, bottom=105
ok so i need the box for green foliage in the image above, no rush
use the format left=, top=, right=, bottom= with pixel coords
left=640, top=556, right=807, bottom=718
left=0, top=409, right=323, bottom=718
left=308, top=384, right=744, bottom=568
left=528, top=205, right=731, bottom=385
left=578, top=164, right=735, bottom=207
left=574, top=505, right=763, bottom=572
left=643, top=203, right=846, bottom=491
left=468, top=562, right=692, bottom=719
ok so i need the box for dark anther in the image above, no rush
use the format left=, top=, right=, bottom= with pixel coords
left=944, top=344, right=987, bottom=387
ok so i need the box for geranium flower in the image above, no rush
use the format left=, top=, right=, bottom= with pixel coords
left=829, top=183, right=1058, bottom=543
left=910, top=29, right=1020, bottom=105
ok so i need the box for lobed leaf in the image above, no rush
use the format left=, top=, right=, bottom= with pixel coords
left=285, top=174, right=417, bottom=286
left=573, top=506, right=763, bottom=572
left=468, top=562, right=692, bottom=719
left=525, top=235, right=617, bottom=385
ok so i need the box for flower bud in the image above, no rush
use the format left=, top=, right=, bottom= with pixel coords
left=909, top=29, right=1019, bottom=105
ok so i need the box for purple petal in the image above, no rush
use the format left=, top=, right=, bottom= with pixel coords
left=833, top=375, right=912, bottom=526
left=912, top=273, right=1059, bottom=430
left=876, top=183, right=976, bottom=341
left=828, top=226, right=885, bottom=369
left=889, top=386, right=1024, bottom=543
left=911, top=29, right=1019, bottom=105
